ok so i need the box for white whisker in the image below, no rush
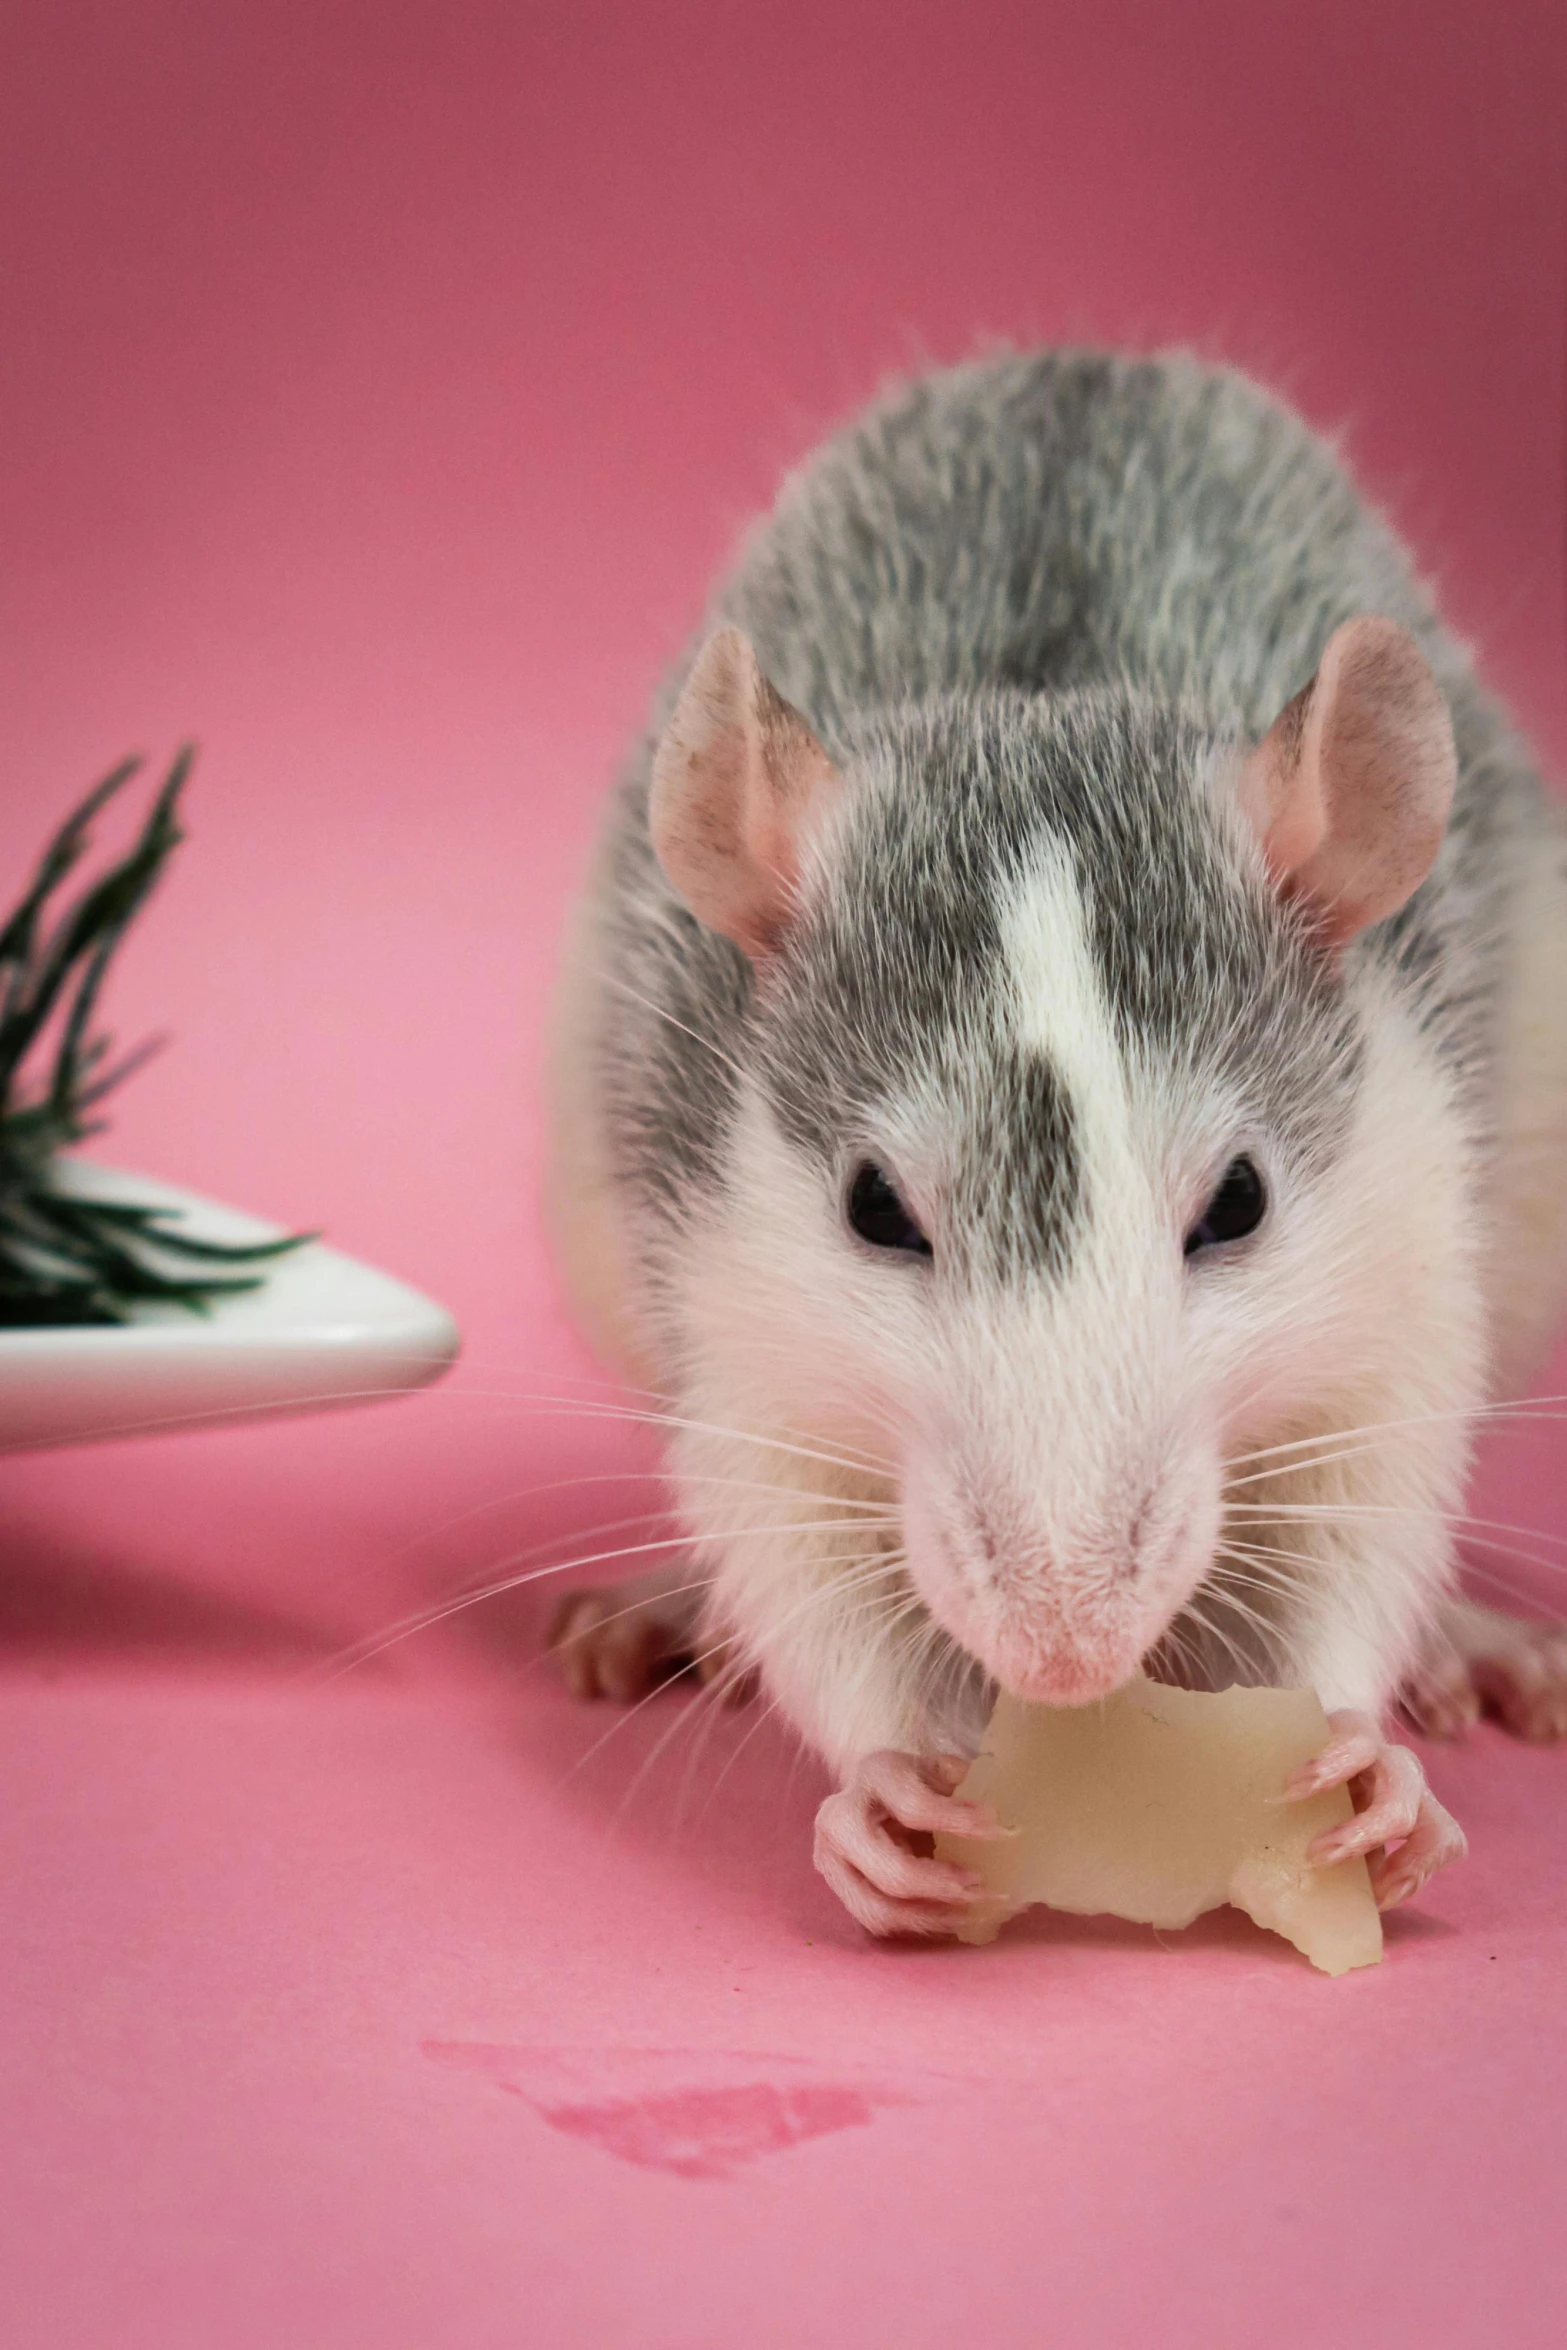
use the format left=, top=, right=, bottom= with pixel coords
left=584, top=1550, right=914, bottom=1809
left=1224, top=1392, right=1567, bottom=1490
left=315, top=1511, right=906, bottom=1681
left=596, top=968, right=751, bottom=1087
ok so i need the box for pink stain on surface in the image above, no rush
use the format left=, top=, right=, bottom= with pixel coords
left=423, top=2044, right=907, bottom=2179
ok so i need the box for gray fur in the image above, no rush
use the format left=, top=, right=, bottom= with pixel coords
left=592, top=348, right=1551, bottom=1308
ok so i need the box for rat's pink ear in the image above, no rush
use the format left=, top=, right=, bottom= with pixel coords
left=1237, top=617, right=1457, bottom=949
left=649, top=627, right=842, bottom=958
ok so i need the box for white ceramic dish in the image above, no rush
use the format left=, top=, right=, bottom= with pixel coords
left=0, top=1161, right=460, bottom=1453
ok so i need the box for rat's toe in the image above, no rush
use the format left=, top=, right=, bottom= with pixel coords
left=1397, top=1653, right=1480, bottom=1741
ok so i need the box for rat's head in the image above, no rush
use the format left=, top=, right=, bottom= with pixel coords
left=649, top=623, right=1458, bottom=1703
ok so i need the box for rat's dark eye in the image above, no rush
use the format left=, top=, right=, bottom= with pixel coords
left=1185, top=1156, right=1267, bottom=1256
left=846, top=1162, right=932, bottom=1257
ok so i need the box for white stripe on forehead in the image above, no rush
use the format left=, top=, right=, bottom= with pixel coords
left=1001, top=839, right=1134, bottom=1175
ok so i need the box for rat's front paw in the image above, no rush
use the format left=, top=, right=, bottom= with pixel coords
left=1285, top=1710, right=1467, bottom=1911
left=813, top=1750, right=1007, bottom=1939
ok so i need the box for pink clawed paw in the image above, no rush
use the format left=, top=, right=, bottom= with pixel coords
left=814, top=1750, right=1009, bottom=1938
left=548, top=1585, right=756, bottom=1707
left=1287, top=1710, right=1466, bottom=1911
left=1396, top=1650, right=1481, bottom=1741
left=1466, top=1626, right=1567, bottom=1744
left=549, top=1588, right=685, bottom=1702
left=1399, top=1610, right=1567, bottom=1744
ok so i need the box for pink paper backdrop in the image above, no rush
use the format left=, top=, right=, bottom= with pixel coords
left=1, top=5, right=1565, bottom=2345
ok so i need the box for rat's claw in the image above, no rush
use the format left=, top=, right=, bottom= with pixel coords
left=1288, top=1709, right=1467, bottom=1910
left=814, top=1749, right=1008, bottom=1939
left=1285, top=1711, right=1382, bottom=1799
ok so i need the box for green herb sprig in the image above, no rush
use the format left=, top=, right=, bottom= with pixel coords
left=0, top=753, right=305, bottom=1326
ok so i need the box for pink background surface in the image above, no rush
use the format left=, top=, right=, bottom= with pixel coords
left=1, top=5, right=1565, bottom=2343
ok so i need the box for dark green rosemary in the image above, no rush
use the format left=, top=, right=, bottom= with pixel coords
left=0, top=753, right=305, bottom=1325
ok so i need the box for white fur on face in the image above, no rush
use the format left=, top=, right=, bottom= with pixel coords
left=885, top=845, right=1220, bottom=1699
left=999, top=837, right=1136, bottom=1182
left=662, top=840, right=1487, bottom=1763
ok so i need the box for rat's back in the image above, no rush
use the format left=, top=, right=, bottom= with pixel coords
left=718, top=350, right=1442, bottom=745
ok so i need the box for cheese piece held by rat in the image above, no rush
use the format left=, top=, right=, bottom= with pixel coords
left=545, top=350, right=1567, bottom=1938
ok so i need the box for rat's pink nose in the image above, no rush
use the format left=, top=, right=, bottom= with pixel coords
left=994, top=1640, right=1143, bottom=1706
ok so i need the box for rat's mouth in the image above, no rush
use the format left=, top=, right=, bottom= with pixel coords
left=904, top=1526, right=1162, bottom=1706
left=901, top=1450, right=1219, bottom=1709
left=926, top=1581, right=1155, bottom=1707
left=985, top=1638, right=1149, bottom=1708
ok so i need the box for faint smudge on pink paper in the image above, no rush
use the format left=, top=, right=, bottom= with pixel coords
left=423, top=2042, right=914, bottom=2180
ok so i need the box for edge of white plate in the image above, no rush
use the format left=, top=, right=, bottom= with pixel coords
left=0, top=1160, right=462, bottom=1452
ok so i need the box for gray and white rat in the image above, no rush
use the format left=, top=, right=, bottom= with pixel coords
left=545, top=349, right=1567, bottom=1937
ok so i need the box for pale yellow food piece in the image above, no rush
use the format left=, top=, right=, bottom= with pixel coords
left=934, top=1676, right=1383, bottom=1975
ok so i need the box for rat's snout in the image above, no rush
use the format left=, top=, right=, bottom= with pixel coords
left=901, top=1433, right=1220, bottom=1706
